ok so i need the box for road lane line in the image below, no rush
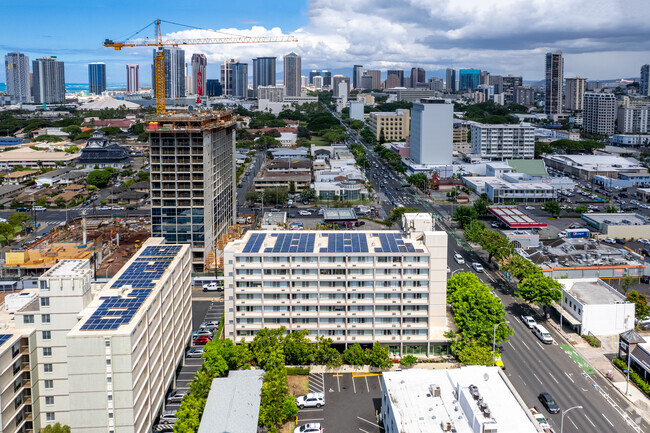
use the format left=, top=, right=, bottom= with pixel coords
left=352, top=375, right=357, bottom=393
left=300, top=418, right=325, bottom=422
left=520, top=340, right=530, bottom=351
left=549, top=372, right=559, bottom=384
left=602, top=414, right=614, bottom=427
left=569, top=417, right=578, bottom=429
left=533, top=373, right=543, bottom=385
left=359, top=429, right=370, bottom=433
left=365, top=376, right=370, bottom=393
left=536, top=341, right=545, bottom=350
left=564, top=372, right=575, bottom=383
left=337, top=375, right=340, bottom=392
left=357, top=417, right=384, bottom=429
left=378, top=375, right=382, bottom=390
left=584, top=415, right=596, bottom=428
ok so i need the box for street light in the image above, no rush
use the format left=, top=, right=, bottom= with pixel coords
left=560, top=405, right=583, bottom=433
left=492, top=320, right=509, bottom=366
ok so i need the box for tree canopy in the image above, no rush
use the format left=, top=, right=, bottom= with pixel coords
left=86, top=169, right=113, bottom=189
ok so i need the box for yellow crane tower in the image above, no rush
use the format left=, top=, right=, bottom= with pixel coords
left=104, top=19, right=297, bottom=114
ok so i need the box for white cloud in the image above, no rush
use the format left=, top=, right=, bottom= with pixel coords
left=155, top=0, right=650, bottom=79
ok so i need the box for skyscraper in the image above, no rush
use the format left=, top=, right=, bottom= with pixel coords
left=410, top=99, right=453, bottom=165
left=309, top=70, right=319, bottom=84
left=386, top=70, right=404, bottom=88
left=545, top=50, right=564, bottom=116
left=445, top=68, right=456, bottom=92
left=126, top=64, right=139, bottom=93
left=4, top=52, right=31, bottom=102
left=321, top=71, right=332, bottom=87
left=489, top=75, right=504, bottom=94
left=353, top=64, right=363, bottom=89
left=88, top=62, right=106, bottom=95
left=363, top=70, right=381, bottom=90
left=332, top=75, right=350, bottom=97
left=231, top=62, right=249, bottom=98
left=640, top=64, right=650, bottom=97
left=565, top=77, right=586, bottom=111
left=32, top=56, right=65, bottom=104
left=410, top=67, right=426, bottom=88
left=283, top=52, right=301, bottom=97
left=459, top=69, right=480, bottom=91
left=502, top=75, right=523, bottom=105
left=221, top=59, right=238, bottom=96
left=583, top=93, right=616, bottom=135
left=252, top=57, right=276, bottom=94
left=479, top=70, right=491, bottom=86
left=155, top=47, right=185, bottom=99
left=191, top=54, right=208, bottom=98
left=206, top=79, right=223, bottom=97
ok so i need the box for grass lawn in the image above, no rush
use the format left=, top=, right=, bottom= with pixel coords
left=309, top=136, right=328, bottom=146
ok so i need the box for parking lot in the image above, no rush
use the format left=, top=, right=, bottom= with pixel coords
left=297, top=373, right=383, bottom=433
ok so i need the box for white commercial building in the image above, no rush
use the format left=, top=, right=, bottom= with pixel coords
left=611, top=134, right=650, bottom=146
left=471, top=123, right=535, bottom=160
left=0, top=238, right=192, bottom=433
left=617, top=104, right=649, bottom=134
left=583, top=93, right=616, bottom=135
left=349, top=101, right=364, bottom=121
left=463, top=176, right=556, bottom=203
left=381, top=367, right=542, bottom=433
left=409, top=99, right=453, bottom=166
left=558, top=278, right=635, bottom=335
left=257, top=85, right=285, bottom=102
left=223, top=214, right=450, bottom=356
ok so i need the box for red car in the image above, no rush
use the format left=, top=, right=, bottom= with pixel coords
left=192, top=336, right=212, bottom=345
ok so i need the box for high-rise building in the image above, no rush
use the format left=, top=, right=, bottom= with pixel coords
left=471, top=123, right=535, bottom=160
left=349, top=100, right=364, bottom=121
left=640, top=64, right=650, bottom=97
left=360, top=75, right=374, bottom=90
left=368, top=109, right=410, bottom=141
left=332, top=75, right=350, bottom=97
left=445, top=68, right=456, bottom=92
left=224, top=218, right=449, bottom=355
left=513, top=86, right=535, bottom=106
left=283, top=52, right=302, bottom=97
left=206, top=79, right=223, bottom=97
left=4, top=52, right=31, bottom=102
left=309, top=70, right=320, bottom=84
left=126, top=64, right=139, bottom=93
left=363, top=70, right=381, bottom=90
left=185, top=63, right=193, bottom=95
left=489, top=75, right=504, bottom=94
left=313, top=75, right=324, bottom=90
left=479, top=70, right=491, bottom=86
left=583, top=93, right=616, bottom=135
left=353, top=64, right=363, bottom=89
left=149, top=112, right=237, bottom=270
left=322, top=71, right=332, bottom=87
left=428, top=77, right=444, bottom=92
left=155, top=47, right=185, bottom=99
left=191, top=53, right=208, bottom=97
left=386, top=70, right=404, bottom=89
left=410, top=99, right=453, bottom=165
left=459, top=69, right=480, bottom=92
left=617, top=105, right=650, bottom=134
left=502, top=75, right=522, bottom=105
left=258, top=85, right=285, bottom=102
left=231, top=62, right=248, bottom=99
left=32, top=56, right=65, bottom=104
left=565, top=77, right=586, bottom=111
left=252, top=57, right=276, bottom=95
left=410, top=67, right=426, bottom=88
left=545, top=50, right=564, bottom=116
left=221, top=59, right=238, bottom=96
left=88, top=62, right=106, bottom=95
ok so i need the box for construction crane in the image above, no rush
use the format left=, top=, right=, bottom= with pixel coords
left=104, top=19, right=297, bottom=114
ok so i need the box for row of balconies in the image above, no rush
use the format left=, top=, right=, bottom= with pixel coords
left=236, top=298, right=430, bottom=306
left=237, top=286, right=429, bottom=293
left=237, top=260, right=428, bottom=269
left=234, top=309, right=428, bottom=318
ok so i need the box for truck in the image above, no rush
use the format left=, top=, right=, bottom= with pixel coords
left=557, top=228, right=590, bottom=239
left=236, top=216, right=252, bottom=224
left=356, top=205, right=371, bottom=216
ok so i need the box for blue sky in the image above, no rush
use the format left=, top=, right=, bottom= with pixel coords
left=2, top=0, right=650, bottom=85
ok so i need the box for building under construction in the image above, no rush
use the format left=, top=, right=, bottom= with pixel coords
left=149, top=111, right=237, bottom=271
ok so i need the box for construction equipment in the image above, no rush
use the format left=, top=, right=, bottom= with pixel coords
left=104, top=19, right=297, bottom=114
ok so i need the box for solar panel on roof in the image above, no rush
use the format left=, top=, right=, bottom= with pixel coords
left=319, top=233, right=370, bottom=253
left=0, top=334, right=12, bottom=347
left=264, top=233, right=315, bottom=253
left=80, top=289, right=152, bottom=331
left=243, top=233, right=266, bottom=253
left=373, top=233, right=418, bottom=253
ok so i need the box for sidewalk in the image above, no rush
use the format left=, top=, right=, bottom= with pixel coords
left=309, top=362, right=459, bottom=374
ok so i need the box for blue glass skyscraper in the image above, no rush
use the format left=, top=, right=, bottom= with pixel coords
left=88, top=62, right=106, bottom=95
left=459, top=69, right=480, bottom=92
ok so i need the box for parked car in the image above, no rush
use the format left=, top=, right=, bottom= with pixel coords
left=354, top=221, right=365, bottom=227
left=167, top=390, right=187, bottom=403
left=192, top=329, right=213, bottom=337
left=454, top=253, right=465, bottom=264
left=186, top=348, right=204, bottom=358
left=99, top=206, right=112, bottom=211
left=640, top=239, right=650, bottom=245
left=126, top=206, right=136, bottom=210
left=520, top=315, right=537, bottom=329
left=33, top=206, right=47, bottom=211
left=299, top=210, right=312, bottom=216
left=192, top=335, right=212, bottom=345
left=112, top=206, right=125, bottom=210
left=160, top=410, right=177, bottom=424
left=472, top=262, right=484, bottom=273
left=200, top=321, right=220, bottom=329
left=602, top=238, right=616, bottom=244
left=288, top=213, right=296, bottom=218
left=203, top=282, right=223, bottom=292
left=295, top=393, right=325, bottom=409
left=294, top=423, right=322, bottom=433
left=538, top=392, right=560, bottom=414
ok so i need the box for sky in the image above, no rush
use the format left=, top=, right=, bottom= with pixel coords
left=2, top=0, right=650, bottom=85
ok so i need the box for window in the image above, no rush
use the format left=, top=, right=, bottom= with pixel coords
left=42, top=331, right=51, bottom=340
left=45, top=396, right=54, bottom=405
left=41, top=314, right=51, bottom=324
left=43, top=347, right=52, bottom=357
left=40, top=297, right=50, bottom=307
left=46, top=413, right=55, bottom=421
left=108, top=394, right=113, bottom=401
left=106, top=359, right=111, bottom=365
left=23, top=315, right=34, bottom=324
left=107, top=377, right=112, bottom=383
left=108, top=413, right=114, bottom=419
left=40, top=281, right=49, bottom=290
left=105, top=339, right=111, bottom=347
left=44, top=364, right=53, bottom=373
left=44, top=380, right=53, bottom=389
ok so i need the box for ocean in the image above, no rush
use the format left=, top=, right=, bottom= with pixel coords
left=0, top=83, right=129, bottom=92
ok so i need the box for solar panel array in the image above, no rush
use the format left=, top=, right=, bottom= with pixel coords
left=374, top=233, right=423, bottom=253
left=243, top=233, right=266, bottom=253
left=265, top=233, right=315, bottom=253
left=320, top=233, right=369, bottom=253
left=140, top=245, right=182, bottom=257
left=0, top=334, right=12, bottom=347
left=80, top=289, right=152, bottom=331
left=111, top=245, right=182, bottom=289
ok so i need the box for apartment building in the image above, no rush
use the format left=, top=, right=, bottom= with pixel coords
left=0, top=238, right=192, bottom=433
left=149, top=112, right=236, bottom=271
left=565, top=77, right=586, bottom=111
left=368, top=109, right=410, bottom=142
left=471, top=123, right=535, bottom=160
left=545, top=50, right=564, bottom=116
left=223, top=214, right=450, bottom=356
left=583, top=93, right=616, bottom=135
left=617, top=104, right=650, bottom=134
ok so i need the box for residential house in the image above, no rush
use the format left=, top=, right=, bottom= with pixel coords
left=4, top=170, right=38, bottom=185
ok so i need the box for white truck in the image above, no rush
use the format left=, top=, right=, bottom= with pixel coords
left=356, top=205, right=371, bottom=216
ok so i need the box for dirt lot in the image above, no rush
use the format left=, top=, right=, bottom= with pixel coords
left=288, top=375, right=309, bottom=396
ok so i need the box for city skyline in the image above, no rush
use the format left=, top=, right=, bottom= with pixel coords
left=1, top=0, right=649, bottom=83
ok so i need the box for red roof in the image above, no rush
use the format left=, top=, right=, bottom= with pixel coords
left=488, top=206, right=547, bottom=228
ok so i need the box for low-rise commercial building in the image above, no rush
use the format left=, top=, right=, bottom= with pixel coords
left=368, top=109, right=410, bottom=142
left=4, top=170, right=38, bottom=185
left=611, top=134, right=650, bottom=146
left=543, top=154, right=647, bottom=181
left=580, top=213, right=650, bottom=239
left=223, top=214, right=450, bottom=356
left=470, top=123, right=535, bottom=160
left=463, top=177, right=556, bottom=203
left=0, top=148, right=79, bottom=170
left=253, top=173, right=311, bottom=193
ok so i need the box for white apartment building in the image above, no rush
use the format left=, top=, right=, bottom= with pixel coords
left=583, top=93, right=616, bottom=135
left=617, top=104, right=649, bottom=134
left=565, top=77, right=586, bottom=111
left=257, top=85, right=285, bottom=102
left=471, top=123, right=535, bottom=160
left=409, top=99, right=453, bottom=166
left=223, top=214, right=450, bottom=356
left=1, top=238, right=192, bottom=433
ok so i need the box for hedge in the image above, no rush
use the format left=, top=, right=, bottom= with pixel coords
left=613, top=357, right=650, bottom=397
left=286, top=367, right=310, bottom=375
left=582, top=335, right=601, bottom=347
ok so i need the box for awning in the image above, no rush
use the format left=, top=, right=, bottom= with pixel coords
left=631, top=346, right=650, bottom=374
left=552, top=303, right=582, bottom=326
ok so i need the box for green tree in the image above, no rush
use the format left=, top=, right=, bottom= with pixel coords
left=288, top=181, right=296, bottom=195
left=87, top=169, right=112, bottom=188
left=473, top=198, right=488, bottom=216
left=535, top=141, right=553, bottom=158
left=406, top=173, right=428, bottom=191
left=482, top=230, right=513, bottom=263
left=350, top=120, right=364, bottom=130
left=447, top=272, right=485, bottom=301
left=621, top=276, right=637, bottom=296
left=322, top=127, right=346, bottom=144
left=453, top=206, right=478, bottom=230
left=627, top=290, right=649, bottom=319
left=574, top=205, right=589, bottom=214
left=41, top=423, right=71, bottom=433
left=367, top=341, right=391, bottom=369
left=173, top=393, right=204, bottom=433
left=251, top=327, right=286, bottom=369
left=263, top=188, right=289, bottom=205
left=378, top=128, right=386, bottom=144
left=464, top=220, right=487, bottom=244
left=64, top=145, right=80, bottom=153
left=61, top=125, right=81, bottom=138
left=35, top=134, right=63, bottom=143
left=0, top=222, right=15, bottom=245
left=101, top=126, right=122, bottom=136
left=300, top=188, right=316, bottom=201
left=454, top=339, right=494, bottom=366
left=604, top=205, right=618, bottom=213
left=283, top=329, right=314, bottom=365
left=246, top=191, right=261, bottom=202
left=400, top=354, right=418, bottom=368
left=35, top=197, right=47, bottom=207
left=258, top=348, right=289, bottom=430
left=313, top=335, right=342, bottom=367
left=55, top=197, right=67, bottom=208
left=342, top=343, right=367, bottom=365
left=542, top=200, right=561, bottom=217
left=136, top=171, right=150, bottom=181
left=500, top=254, right=540, bottom=281
left=9, top=212, right=32, bottom=227
left=516, top=272, right=562, bottom=306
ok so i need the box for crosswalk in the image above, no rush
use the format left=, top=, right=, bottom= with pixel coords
left=309, top=372, right=325, bottom=394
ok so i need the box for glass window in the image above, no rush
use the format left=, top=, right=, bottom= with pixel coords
left=46, top=413, right=55, bottom=421
left=44, top=380, right=54, bottom=389
left=44, top=364, right=53, bottom=373
left=45, top=396, right=54, bottom=405
left=43, top=347, right=52, bottom=356
left=40, top=297, right=50, bottom=307
left=105, top=339, right=111, bottom=347
left=23, top=315, right=34, bottom=324
left=41, top=314, right=51, bottom=324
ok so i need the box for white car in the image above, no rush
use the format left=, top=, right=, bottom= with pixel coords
left=0, top=218, right=7, bottom=223
left=602, top=238, right=616, bottom=244
left=294, top=423, right=322, bottom=433
left=203, top=282, right=223, bottom=292
left=299, top=210, right=312, bottom=216
left=640, top=239, right=650, bottom=245
left=99, top=206, right=112, bottom=211
left=112, top=206, right=125, bottom=210
left=167, top=390, right=187, bottom=403
left=453, top=253, right=465, bottom=264
left=472, top=262, right=484, bottom=273
left=33, top=206, right=47, bottom=211
left=520, top=315, right=537, bottom=329
left=296, top=393, right=325, bottom=409
left=525, top=206, right=535, bottom=210
left=186, top=347, right=204, bottom=358
left=160, top=410, right=177, bottom=424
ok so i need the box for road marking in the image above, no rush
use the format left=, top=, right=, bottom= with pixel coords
left=602, top=414, right=614, bottom=427
left=584, top=415, right=596, bottom=428
left=549, top=372, right=559, bottom=384
left=353, top=373, right=381, bottom=377
left=560, top=344, right=596, bottom=374
left=564, top=372, right=575, bottom=383
left=520, top=340, right=530, bottom=351
left=352, top=375, right=357, bottom=393
left=536, top=341, right=545, bottom=350
left=333, top=374, right=343, bottom=377
left=337, top=375, right=341, bottom=392
left=533, top=373, right=543, bottom=385
left=378, top=375, right=382, bottom=390
left=569, top=417, right=578, bottom=429
left=299, top=418, right=325, bottom=422
left=359, top=429, right=370, bottom=433
left=298, top=409, right=324, bottom=412
left=357, top=417, right=384, bottom=429
left=365, top=376, right=370, bottom=393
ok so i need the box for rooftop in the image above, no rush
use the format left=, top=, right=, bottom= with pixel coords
left=323, top=208, right=357, bottom=221
left=382, top=367, right=539, bottom=433
left=0, top=148, right=80, bottom=163
left=41, top=259, right=89, bottom=278
left=559, top=278, right=627, bottom=305
left=488, top=206, right=547, bottom=228
left=6, top=170, right=38, bottom=178
left=507, top=159, right=548, bottom=177
left=545, top=154, right=645, bottom=171
left=582, top=213, right=649, bottom=226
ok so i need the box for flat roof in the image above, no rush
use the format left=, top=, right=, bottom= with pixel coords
left=0, top=148, right=80, bottom=162
left=488, top=206, right=547, bottom=228
left=323, top=208, right=357, bottom=221
left=582, top=213, right=649, bottom=226
left=559, top=278, right=627, bottom=305
left=382, top=367, right=539, bottom=433
left=198, top=370, right=264, bottom=433
left=41, top=259, right=89, bottom=278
